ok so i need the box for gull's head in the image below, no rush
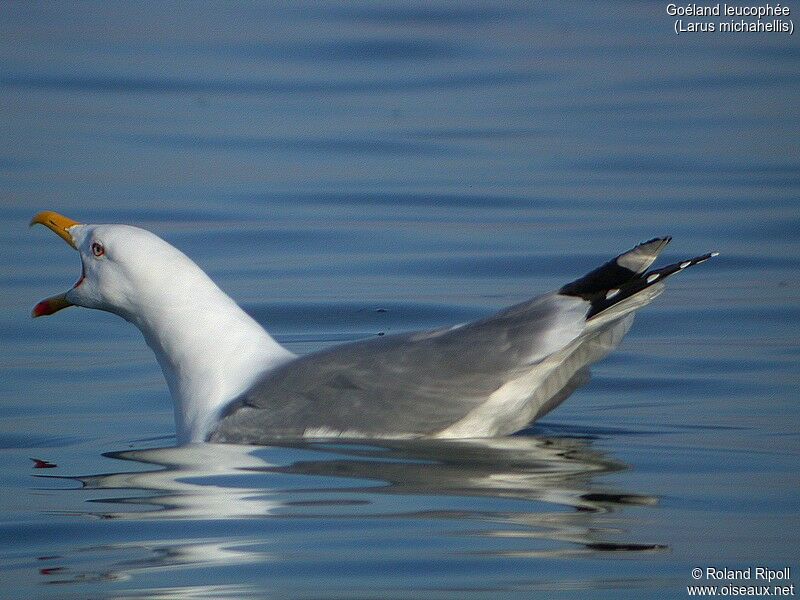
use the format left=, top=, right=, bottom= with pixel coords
left=30, top=211, right=197, bottom=321
left=30, top=211, right=292, bottom=444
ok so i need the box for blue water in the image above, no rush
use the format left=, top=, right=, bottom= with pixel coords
left=1, top=2, right=798, bottom=598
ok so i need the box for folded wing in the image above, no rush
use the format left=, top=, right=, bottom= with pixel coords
left=211, top=237, right=715, bottom=443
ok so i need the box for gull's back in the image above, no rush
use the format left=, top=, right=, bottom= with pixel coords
left=211, top=292, right=592, bottom=441
left=210, top=238, right=716, bottom=444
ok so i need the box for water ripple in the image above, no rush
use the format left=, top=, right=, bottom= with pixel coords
left=0, top=70, right=544, bottom=95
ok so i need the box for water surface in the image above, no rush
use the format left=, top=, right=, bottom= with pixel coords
left=1, top=2, right=798, bottom=598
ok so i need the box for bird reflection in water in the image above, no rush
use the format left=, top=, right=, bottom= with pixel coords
left=35, top=436, right=665, bottom=590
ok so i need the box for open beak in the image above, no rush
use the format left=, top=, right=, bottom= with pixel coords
left=30, top=211, right=82, bottom=318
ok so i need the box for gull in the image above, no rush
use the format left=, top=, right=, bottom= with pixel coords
left=30, top=211, right=716, bottom=444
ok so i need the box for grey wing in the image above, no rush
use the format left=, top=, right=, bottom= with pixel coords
left=211, top=293, right=589, bottom=442
left=210, top=236, right=715, bottom=443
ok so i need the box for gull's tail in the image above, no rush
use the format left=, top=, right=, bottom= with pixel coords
left=559, top=237, right=718, bottom=319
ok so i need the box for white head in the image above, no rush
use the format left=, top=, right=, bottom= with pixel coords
left=32, top=213, right=202, bottom=320
left=31, top=211, right=294, bottom=443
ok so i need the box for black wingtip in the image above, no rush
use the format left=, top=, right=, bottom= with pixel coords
left=559, top=236, right=673, bottom=299
left=584, top=250, right=718, bottom=319
left=642, top=235, right=671, bottom=245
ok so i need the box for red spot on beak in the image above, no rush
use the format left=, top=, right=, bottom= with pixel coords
left=31, top=293, right=72, bottom=318
left=33, top=300, right=55, bottom=317
left=31, top=457, right=57, bottom=468
left=33, top=298, right=63, bottom=317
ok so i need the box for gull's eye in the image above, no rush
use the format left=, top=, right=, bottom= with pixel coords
left=91, top=242, right=105, bottom=257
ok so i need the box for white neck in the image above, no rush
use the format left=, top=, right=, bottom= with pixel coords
left=123, top=271, right=294, bottom=444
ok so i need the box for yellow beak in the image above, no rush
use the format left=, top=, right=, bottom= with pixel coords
left=30, top=211, right=81, bottom=249
left=30, top=211, right=83, bottom=317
